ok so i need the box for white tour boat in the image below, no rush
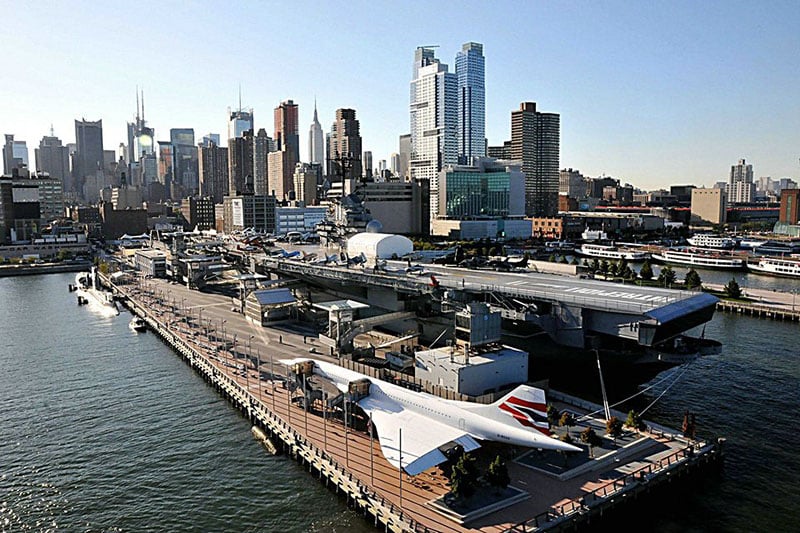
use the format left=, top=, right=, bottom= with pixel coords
left=576, top=243, right=650, bottom=261
left=686, top=234, right=737, bottom=249
left=651, top=247, right=745, bottom=270
left=747, top=257, right=800, bottom=278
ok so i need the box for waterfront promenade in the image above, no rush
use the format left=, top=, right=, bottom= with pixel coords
left=110, top=275, right=720, bottom=532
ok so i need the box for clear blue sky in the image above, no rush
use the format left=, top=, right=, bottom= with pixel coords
left=3, top=0, right=799, bottom=189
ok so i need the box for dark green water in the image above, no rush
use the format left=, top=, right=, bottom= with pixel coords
left=0, top=274, right=372, bottom=532
left=2, top=274, right=798, bottom=531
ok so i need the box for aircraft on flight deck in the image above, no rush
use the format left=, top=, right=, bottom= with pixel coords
left=280, top=358, right=581, bottom=476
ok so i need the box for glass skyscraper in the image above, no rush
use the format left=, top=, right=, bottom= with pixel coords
left=455, top=42, right=486, bottom=163
left=410, top=46, right=457, bottom=222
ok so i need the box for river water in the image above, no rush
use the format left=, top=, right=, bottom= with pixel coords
left=1, top=273, right=798, bottom=532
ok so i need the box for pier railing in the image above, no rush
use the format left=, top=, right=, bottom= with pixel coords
left=716, top=299, right=800, bottom=321
left=503, top=439, right=721, bottom=532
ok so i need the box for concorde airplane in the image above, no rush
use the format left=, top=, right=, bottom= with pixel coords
left=280, top=358, right=581, bottom=476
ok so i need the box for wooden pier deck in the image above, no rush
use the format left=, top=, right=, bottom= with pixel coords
left=106, top=274, right=723, bottom=532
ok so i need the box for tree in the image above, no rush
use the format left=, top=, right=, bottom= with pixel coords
left=559, top=411, right=577, bottom=436
left=639, top=260, right=654, bottom=281
left=608, top=260, right=619, bottom=277
left=580, top=427, right=603, bottom=458
left=625, top=410, right=646, bottom=431
left=600, top=260, right=610, bottom=276
left=606, top=416, right=623, bottom=445
left=724, top=278, right=742, bottom=299
left=684, top=269, right=702, bottom=290
left=486, top=455, right=511, bottom=493
left=657, top=265, right=677, bottom=288
left=548, top=253, right=557, bottom=263
left=571, top=256, right=580, bottom=265
left=449, top=453, right=479, bottom=499
left=590, top=258, right=600, bottom=273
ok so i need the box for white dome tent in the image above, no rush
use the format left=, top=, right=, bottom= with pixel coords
left=346, top=232, right=413, bottom=263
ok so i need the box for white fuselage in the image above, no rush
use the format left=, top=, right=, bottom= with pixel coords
left=312, top=360, right=574, bottom=452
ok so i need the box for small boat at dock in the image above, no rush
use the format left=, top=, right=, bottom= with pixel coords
left=129, top=316, right=147, bottom=332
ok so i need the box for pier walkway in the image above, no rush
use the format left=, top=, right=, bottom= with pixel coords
left=108, top=274, right=722, bottom=532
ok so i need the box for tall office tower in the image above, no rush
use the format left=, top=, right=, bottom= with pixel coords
left=157, top=142, right=174, bottom=192
left=228, top=89, right=254, bottom=141
left=274, top=100, right=299, bottom=198
left=510, top=102, right=560, bottom=217
left=228, top=108, right=254, bottom=141
left=126, top=90, right=155, bottom=165
left=73, top=119, right=104, bottom=197
left=727, top=158, right=755, bottom=204
left=363, top=150, right=373, bottom=180
left=228, top=129, right=254, bottom=195
left=170, top=128, right=198, bottom=196
left=308, top=100, right=324, bottom=165
left=398, top=134, right=411, bottom=180
left=3, top=134, right=29, bottom=175
left=455, top=42, right=486, bottom=163
left=253, top=128, right=275, bottom=196
left=35, top=133, right=70, bottom=184
left=200, top=134, right=221, bottom=148
left=410, top=46, right=457, bottom=221
left=390, top=153, right=401, bottom=176
left=328, top=108, right=363, bottom=183
left=198, top=141, right=228, bottom=204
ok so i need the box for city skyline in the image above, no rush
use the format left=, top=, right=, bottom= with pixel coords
left=3, top=1, right=800, bottom=189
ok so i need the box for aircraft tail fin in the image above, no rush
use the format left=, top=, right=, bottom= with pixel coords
left=459, top=384, right=551, bottom=435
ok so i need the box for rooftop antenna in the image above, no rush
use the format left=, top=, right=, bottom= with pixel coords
left=141, top=88, right=145, bottom=121
left=135, top=85, right=140, bottom=121
left=50, top=123, right=54, bottom=137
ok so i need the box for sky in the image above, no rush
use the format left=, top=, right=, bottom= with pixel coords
left=2, top=0, right=799, bottom=190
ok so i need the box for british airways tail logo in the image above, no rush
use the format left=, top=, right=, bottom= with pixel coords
left=498, top=396, right=550, bottom=435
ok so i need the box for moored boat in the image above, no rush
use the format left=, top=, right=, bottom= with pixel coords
left=576, top=243, right=650, bottom=261
left=687, top=234, right=737, bottom=249
left=129, top=316, right=147, bottom=332
left=651, top=247, right=745, bottom=270
left=747, top=257, right=800, bottom=278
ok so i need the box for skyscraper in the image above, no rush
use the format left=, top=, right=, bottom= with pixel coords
left=198, top=140, right=228, bottom=204
left=170, top=128, right=198, bottom=196
left=3, top=134, right=29, bottom=175
left=127, top=90, right=155, bottom=165
left=410, top=46, right=457, bottom=221
left=309, top=100, right=324, bottom=165
left=35, top=133, right=70, bottom=184
left=328, top=108, right=363, bottom=183
left=510, top=102, right=560, bottom=217
left=398, top=134, right=411, bottom=180
left=228, top=129, right=254, bottom=195
left=455, top=42, right=486, bottom=163
left=273, top=100, right=299, bottom=199
left=253, top=128, right=274, bottom=196
left=73, top=119, right=104, bottom=197
left=727, top=158, right=755, bottom=204
left=363, top=150, right=373, bottom=180
left=228, top=89, right=254, bottom=141
left=157, top=141, right=174, bottom=191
